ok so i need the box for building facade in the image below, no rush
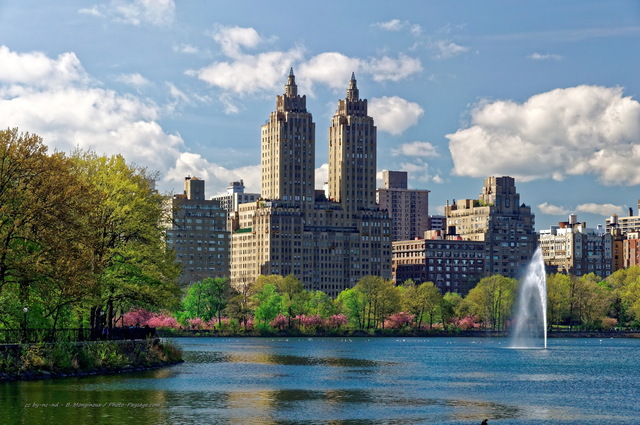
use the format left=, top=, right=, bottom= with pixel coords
left=230, top=71, right=391, bottom=297
left=444, top=176, right=536, bottom=279
left=538, top=215, right=612, bottom=277
left=623, top=232, right=640, bottom=268
left=377, top=170, right=430, bottom=242
left=392, top=233, right=485, bottom=294
left=166, top=177, right=230, bottom=285
left=211, top=180, right=260, bottom=214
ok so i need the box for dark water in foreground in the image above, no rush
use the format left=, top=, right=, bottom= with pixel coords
left=1, top=337, right=639, bottom=424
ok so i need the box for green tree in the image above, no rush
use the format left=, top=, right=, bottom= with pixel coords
left=546, top=273, right=571, bottom=330
left=355, top=276, right=400, bottom=329
left=275, top=274, right=306, bottom=328
left=402, top=280, right=442, bottom=329
left=253, top=283, right=282, bottom=327
left=336, top=287, right=366, bottom=329
left=71, top=152, right=181, bottom=331
left=606, top=266, right=640, bottom=327
left=571, top=274, right=612, bottom=330
left=0, top=129, right=96, bottom=333
left=461, top=275, right=516, bottom=331
left=441, top=291, right=462, bottom=330
left=181, top=277, right=230, bottom=322
left=304, top=290, right=337, bottom=318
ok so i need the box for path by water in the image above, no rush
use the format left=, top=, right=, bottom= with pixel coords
left=2, top=337, right=638, bottom=424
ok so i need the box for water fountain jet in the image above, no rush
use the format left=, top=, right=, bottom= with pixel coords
left=510, top=246, right=547, bottom=349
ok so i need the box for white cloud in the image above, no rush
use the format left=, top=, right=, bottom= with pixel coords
left=529, top=52, right=563, bottom=61
left=369, top=96, right=424, bottom=135
left=81, top=0, right=176, bottom=26
left=78, top=6, right=103, bottom=18
left=298, top=52, right=360, bottom=91
left=537, top=202, right=570, bottom=215
left=116, top=72, right=150, bottom=88
left=165, top=152, right=261, bottom=195
left=431, top=40, right=469, bottom=59
left=211, top=25, right=263, bottom=58
left=397, top=159, right=439, bottom=184
left=366, top=54, right=422, bottom=82
left=0, top=45, right=244, bottom=196
left=189, top=27, right=421, bottom=113
left=448, top=85, right=640, bottom=185
left=173, top=43, right=199, bottom=55
left=374, top=19, right=422, bottom=36
left=315, top=163, right=329, bottom=189
left=191, top=48, right=304, bottom=97
left=575, top=203, right=625, bottom=216
left=375, top=19, right=404, bottom=31
left=0, top=46, right=89, bottom=87
left=392, top=141, right=438, bottom=157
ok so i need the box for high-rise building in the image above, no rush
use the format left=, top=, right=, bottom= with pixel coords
left=328, top=73, right=377, bottom=212
left=211, top=180, right=260, bottom=214
left=445, top=176, right=536, bottom=279
left=166, top=177, right=230, bottom=285
left=428, top=215, right=446, bottom=231
left=230, top=71, right=391, bottom=297
left=605, top=203, right=640, bottom=235
left=377, top=170, right=430, bottom=241
left=261, top=68, right=315, bottom=206
left=392, top=231, right=485, bottom=294
left=538, top=215, right=612, bottom=277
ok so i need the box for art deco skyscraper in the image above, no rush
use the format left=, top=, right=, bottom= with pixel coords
left=328, top=73, right=377, bottom=212
left=230, top=72, right=391, bottom=297
left=261, top=68, right=315, bottom=207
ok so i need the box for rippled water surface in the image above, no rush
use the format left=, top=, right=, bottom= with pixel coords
left=2, top=337, right=639, bottom=424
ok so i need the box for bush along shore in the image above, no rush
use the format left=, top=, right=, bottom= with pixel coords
left=0, top=338, right=183, bottom=381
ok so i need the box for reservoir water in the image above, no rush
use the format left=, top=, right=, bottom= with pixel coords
left=2, top=337, right=639, bottom=424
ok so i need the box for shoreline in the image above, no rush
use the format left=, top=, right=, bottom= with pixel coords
left=0, top=359, right=184, bottom=382
left=0, top=338, right=183, bottom=383
left=157, top=329, right=640, bottom=339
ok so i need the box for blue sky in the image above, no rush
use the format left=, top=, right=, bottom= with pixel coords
left=1, top=1, right=639, bottom=231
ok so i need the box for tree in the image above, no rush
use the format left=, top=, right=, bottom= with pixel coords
left=275, top=274, right=306, bottom=328
left=336, top=287, right=366, bottom=330
left=0, top=129, right=96, bottom=333
left=304, top=290, right=337, bottom=318
left=571, top=274, right=612, bottom=330
left=355, top=276, right=400, bottom=329
left=253, top=283, right=282, bottom=327
left=181, top=277, right=230, bottom=322
left=461, top=275, right=516, bottom=331
left=546, top=273, right=571, bottom=330
left=606, top=266, right=640, bottom=327
left=402, top=280, right=442, bottom=329
left=441, top=291, right=462, bottom=330
left=71, top=152, right=181, bottom=331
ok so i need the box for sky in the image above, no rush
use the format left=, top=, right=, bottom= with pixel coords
left=1, top=0, right=639, bottom=232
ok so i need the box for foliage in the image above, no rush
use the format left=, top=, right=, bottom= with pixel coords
left=547, top=273, right=571, bottom=330
left=401, top=280, right=442, bottom=329
left=253, top=284, right=282, bottom=326
left=355, top=276, right=400, bottom=329
left=181, top=277, right=231, bottom=322
left=460, top=275, right=516, bottom=331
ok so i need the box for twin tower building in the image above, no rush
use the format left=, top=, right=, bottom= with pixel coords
left=229, top=70, right=391, bottom=296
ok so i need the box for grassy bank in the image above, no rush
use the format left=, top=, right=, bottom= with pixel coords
left=0, top=339, right=182, bottom=381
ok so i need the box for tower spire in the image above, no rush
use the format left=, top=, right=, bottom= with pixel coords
left=346, top=72, right=359, bottom=101
left=285, top=67, right=297, bottom=96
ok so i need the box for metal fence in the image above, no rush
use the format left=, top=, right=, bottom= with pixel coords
left=0, top=327, right=157, bottom=344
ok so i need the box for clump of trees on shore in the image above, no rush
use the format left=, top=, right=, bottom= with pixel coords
left=0, top=128, right=181, bottom=338
left=126, top=266, right=640, bottom=335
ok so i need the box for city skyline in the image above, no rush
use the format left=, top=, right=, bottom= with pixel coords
left=1, top=1, right=639, bottom=231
